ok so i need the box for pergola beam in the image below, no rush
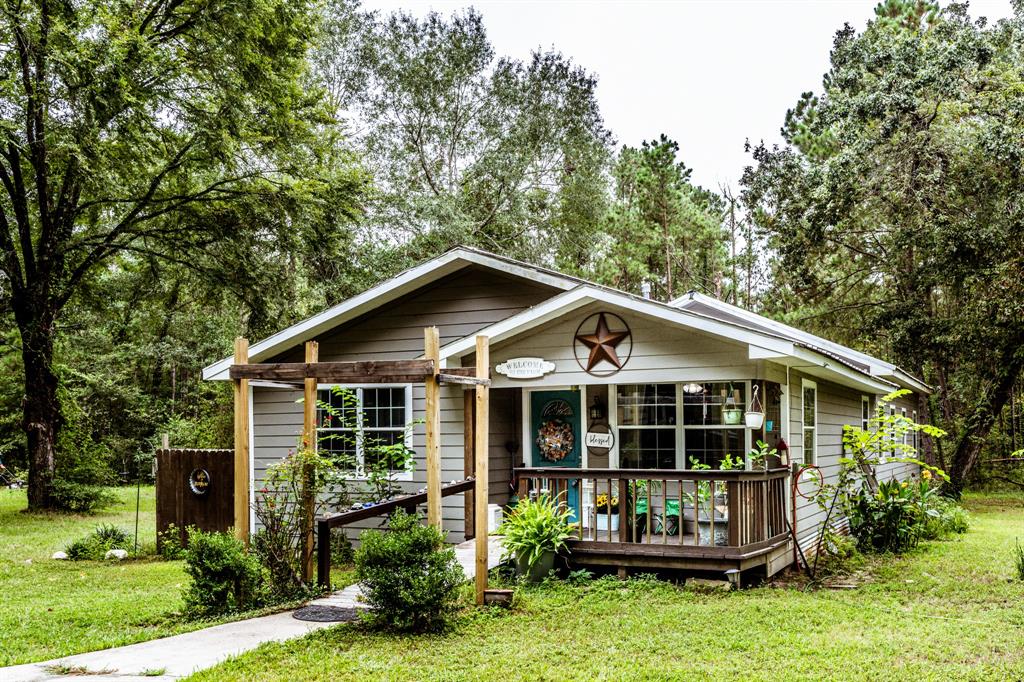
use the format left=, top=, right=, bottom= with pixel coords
left=228, top=360, right=481, bottom=383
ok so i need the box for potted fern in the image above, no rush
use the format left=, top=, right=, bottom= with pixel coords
left=498, top=494, right=575, bottom=582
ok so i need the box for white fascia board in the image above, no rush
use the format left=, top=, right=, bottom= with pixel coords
left=789, top=346, right=897, bottom=394
left=878, top=368, right=932, bottom=395
left=749, top=345, right=788, bottom=360
left=679, top=292, right=895, bottom=376
left=438, top=286, right=796, bottom=361
left=202, top=248, right=579, bottom=381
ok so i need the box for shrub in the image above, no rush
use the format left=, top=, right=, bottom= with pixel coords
left=1014, top=539, right=1024, bottom=582
left=157, top=524, right=187, bottom=560
left=64, top=524, right=132, bottom=560
left=355, top=509, right=464, bottom=632
left=814, top=527, right=864, bottom=576
left=498, top=494, right=575, bottom=571
left=182, top=529, right=264, bottom=617
left=330, top=528, right=355, bottom=565
left=252, top=446, right=350, bottom=598
left=51, top=480, right=117, bottom=513
left=848, top=479, right=923, bottom=553
left=921, top=497, right=970, bottom=540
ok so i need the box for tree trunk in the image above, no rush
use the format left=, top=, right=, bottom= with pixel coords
left=20, top=312, right=62, bottom=510
left=945, top=348, right=1024, bottom=498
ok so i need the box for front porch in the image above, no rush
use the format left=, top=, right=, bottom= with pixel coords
left=515, top=466, right=793, bottom=579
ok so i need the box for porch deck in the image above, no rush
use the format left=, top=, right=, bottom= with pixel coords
left=515, top=467, right=793, bottom=578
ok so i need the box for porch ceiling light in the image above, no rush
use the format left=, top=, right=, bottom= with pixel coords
left=682, top=383, right=704, bottom=395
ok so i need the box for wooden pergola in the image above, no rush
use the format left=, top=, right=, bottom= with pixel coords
left=230, top=328, right=493, bottom=604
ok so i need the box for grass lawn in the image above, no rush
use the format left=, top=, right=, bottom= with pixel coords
left=190, top=493, right=1024, bottom=682
left=0, top=487, right=355, bottom=667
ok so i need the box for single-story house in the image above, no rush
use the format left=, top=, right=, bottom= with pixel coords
left=203, top=246, right=928, bottom=580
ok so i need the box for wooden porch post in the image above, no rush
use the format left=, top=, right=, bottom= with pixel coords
left=425, top=327, right=442, bottom=529
left=232, top=338, right=251, bottom=543
left=474, top=335, right=489, bottom=605
left=301, top=341, right=319, bottom=583
left=463, top=391, right=475, bottom=540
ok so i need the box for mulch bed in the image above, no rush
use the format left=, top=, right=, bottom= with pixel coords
left=292, top=605, right=364, bottom=622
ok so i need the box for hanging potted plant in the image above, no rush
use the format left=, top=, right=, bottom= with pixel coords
left=745, top=383, right=765, bottom=429
left=722, top=384, right=743, bottom=425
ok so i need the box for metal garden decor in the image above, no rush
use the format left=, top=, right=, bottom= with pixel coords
left=573, top=312, right=632, bottom=377
left=188, top=468, right=211, bottom=496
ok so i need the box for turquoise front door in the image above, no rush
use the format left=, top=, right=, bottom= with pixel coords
left=530, top=390, right=582, bottom=518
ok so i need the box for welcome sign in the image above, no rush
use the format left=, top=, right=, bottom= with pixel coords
left=495, top=357, right=555, bottom=380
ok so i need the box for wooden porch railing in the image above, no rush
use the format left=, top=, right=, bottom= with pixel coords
left=315, top=478, right=475, bottom=587
left=514, top=467, right=789, bottom=559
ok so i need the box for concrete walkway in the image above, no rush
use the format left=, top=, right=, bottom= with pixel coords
left=2, top=537, right=503, bottom=681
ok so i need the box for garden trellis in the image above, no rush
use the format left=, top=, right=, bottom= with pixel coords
left=228, top=329, right=493, bottom=603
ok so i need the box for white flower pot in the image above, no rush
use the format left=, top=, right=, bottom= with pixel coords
left=596, top=513, right=619, bottom=531
left=745, top=411, right=765, bottom=429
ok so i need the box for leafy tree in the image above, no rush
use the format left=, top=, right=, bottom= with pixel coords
left=592, top=136, right=729, bottom=300
left=742, top=2, right=1024, bottom=495
left=313, top=5, right=613, bottom=265
left=0, top=0, right=365, bottom=508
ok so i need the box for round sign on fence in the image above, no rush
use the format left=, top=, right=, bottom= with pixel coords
left=188, top=468, right=211, bottom=496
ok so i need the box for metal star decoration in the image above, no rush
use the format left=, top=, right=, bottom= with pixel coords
left=575, top=313, right=630, bottom=372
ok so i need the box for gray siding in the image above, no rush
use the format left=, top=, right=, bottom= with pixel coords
left=250, top=266, right=559, bottom=541
left=787, top=372, right=923, bottom=552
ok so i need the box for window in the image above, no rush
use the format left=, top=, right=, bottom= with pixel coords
left=682, top=382, right=747, bottom=467
left=316, top=385, right=412, bottom=476
left=861, top=396, right=871, bottom=432
left=802, top=380, right=817, bottom=464
left=912, top=410, right=918, bottom=451
left=888, top=405, right=897, bottom=456
left=901, top=408, right=909, bottom=449
left=617, top=384, right=677, bottom=469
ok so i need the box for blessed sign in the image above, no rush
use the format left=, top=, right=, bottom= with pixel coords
left=495, top=357, right=555, bottom=380
left=585, top=425, right=615, bottom=455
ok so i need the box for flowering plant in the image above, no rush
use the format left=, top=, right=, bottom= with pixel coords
left=594, top=493, right=619, bottom=514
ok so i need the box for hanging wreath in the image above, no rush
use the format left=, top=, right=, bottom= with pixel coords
left=536, top=419, right=574, bottom=462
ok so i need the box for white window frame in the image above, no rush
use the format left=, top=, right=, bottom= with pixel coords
left=912, top=409, right=918, bottom=451
left=861, top=395, right=871, bottom=432
left=315, top=383, right=414, bottom=481
left=612, top=382, right=682, bottom=469
left=609, top=381, right=753, bottom=470
left=901, top=407, right=909, bottom=448
left=802, top=379, right=818, bottom=464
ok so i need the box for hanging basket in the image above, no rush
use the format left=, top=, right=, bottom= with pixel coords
left=745, top=384, right=764, bottom=429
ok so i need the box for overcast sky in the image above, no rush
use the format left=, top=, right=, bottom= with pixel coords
left=362, top=0, right=1015, bottom=190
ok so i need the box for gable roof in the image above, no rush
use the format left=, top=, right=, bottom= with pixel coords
left=436, top=284, right=900, bottom=395
left=202, top=247, right=580, bottom=380
left=204, top=246, right=928, bottom=394
left=669, top=292, right=930, bottom=393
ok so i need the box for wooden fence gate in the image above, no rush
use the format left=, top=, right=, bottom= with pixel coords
left=155, top=448, right=235, bottom=550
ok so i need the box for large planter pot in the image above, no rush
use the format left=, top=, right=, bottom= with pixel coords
left=515, top=550, right=556, bottom=583
left=745, top=411, right=765, bottom=429
left=723, top=408, right=743, bottom=425
left=596, top=512, right=619, bottom=531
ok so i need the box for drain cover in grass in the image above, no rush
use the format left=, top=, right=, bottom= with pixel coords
left=292, top=605, right=363, bottom=622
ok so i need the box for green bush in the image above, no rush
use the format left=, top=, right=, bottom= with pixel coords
left=498, top=494, right=575, bottom=571
left=330, top=528, right=355, bottom=565
left=51, top=480, right=117, bottom=513
left=921, top=497, right=970, bottom=540
left=355, top=510, right=464, bottom=632
left=848, top=479, right=923, bottom=553
left=182, top=529, right=265, bottom=617
left=157, top=524, right=187, bottom=560
left=64, top=524, right=132, bottom=560
left=1013, top=539, right=1024, bottom=582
